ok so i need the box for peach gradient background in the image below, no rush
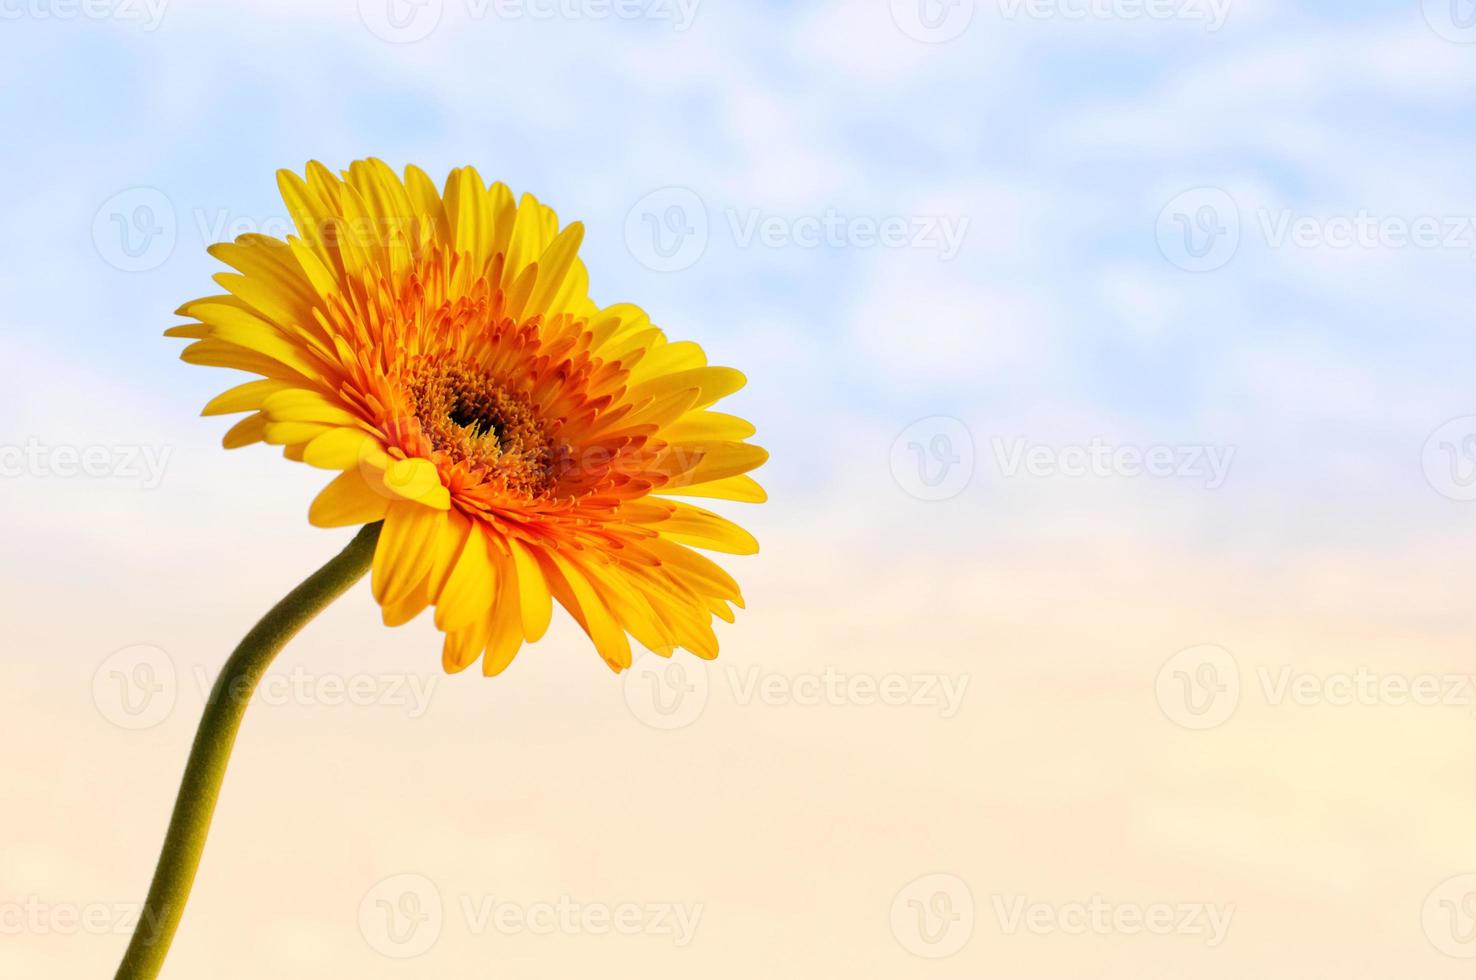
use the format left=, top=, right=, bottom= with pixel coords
left=6, top=395, right=1476, bottom=976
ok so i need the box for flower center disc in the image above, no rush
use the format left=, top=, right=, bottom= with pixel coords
left=406, top=360, right=559, bottom=497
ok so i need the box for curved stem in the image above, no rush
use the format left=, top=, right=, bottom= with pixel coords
left=114, top=522, right=383, bottom=980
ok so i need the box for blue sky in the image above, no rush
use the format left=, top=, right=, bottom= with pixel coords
left=4, top=0, right=1476, bottom=562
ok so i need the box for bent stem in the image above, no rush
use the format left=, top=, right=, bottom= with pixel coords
left=114, top=521, right=383, bottom=980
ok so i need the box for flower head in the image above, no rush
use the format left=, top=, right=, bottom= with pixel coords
left=171, top=160, right=766, bottom=674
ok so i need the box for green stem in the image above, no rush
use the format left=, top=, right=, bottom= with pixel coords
left=114, top=521, right=383, bottom=980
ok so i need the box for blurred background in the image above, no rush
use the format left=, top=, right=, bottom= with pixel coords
left=5, top=0, right=1476, bottom=975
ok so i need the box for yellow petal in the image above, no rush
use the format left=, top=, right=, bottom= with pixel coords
left=548, top=552, right=631, bottom=672
left=302, top=427, right=382, bottom=470
left=381, top=576, right=431, bottom=627
left=403, top=164, right=450, bottom=245
left=442, top=618, right=491, bottom=674
left=261, top=389, right=361, bottom=426
left=435, top=525, right=495, bottom=632
left=427, top=511, right=472, bottom=600
left=444, top=166, right=490, bottom=261
left=202, top=379, right=293, bottom=417
left=661, top=441, right=769, bottom=489
left=308, top=470, right=391, bottom=528
left=526, top=222, right=584, bottom=314
left=382, top=457, right=450, bottom=509
left=662, top=411, right=757, bottom=442
left=185, top=301, right=328, bottom=379
left=654, top=503, right=760, bottom=555
left=646, top=541, right=744, bottom=603
left=629, top=366, right=745, bottom=412
left=628, top=340, right=707, bottom=383
left=372, top=501, right=444, bottom=606
left=504, top=192, right=549, bottom=280
left=180, top=340, right=297, bottom=381
left=222, top=413, right=268, bottom=449
left=263, top=421, right=332, bottom=446
left=654, top=473, right=767, bottom=504
left=482, top=549, right=526, bottom=676
left=508, top=537, right=552, bottom=642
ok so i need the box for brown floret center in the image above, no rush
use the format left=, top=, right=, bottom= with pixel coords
left=406, top=360, right=559, bottom=497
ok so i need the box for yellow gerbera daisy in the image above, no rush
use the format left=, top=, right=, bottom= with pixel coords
left=169, top=159, right=766, bottom=675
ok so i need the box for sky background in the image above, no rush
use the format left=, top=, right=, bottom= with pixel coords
left=7, top=0, right=1476, bottom=976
